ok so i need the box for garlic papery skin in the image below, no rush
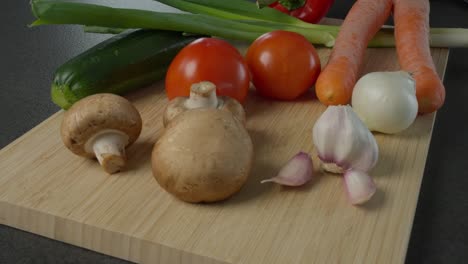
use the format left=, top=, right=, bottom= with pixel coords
left=344, top=169, right=377, bottom=205
left=312, top=105, right=379, bottom=174
left=351, top=71, right=418, bottom=134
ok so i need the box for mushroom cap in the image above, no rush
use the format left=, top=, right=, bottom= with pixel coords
left=152, top=108, right=253, bottom=203
left=162, top=97, right=186, bottom=127
left=163, top=96, right=246, bottom=127
left=220, top=96, right=246, bottom=125
left=61, top=93, right=142, bottom=158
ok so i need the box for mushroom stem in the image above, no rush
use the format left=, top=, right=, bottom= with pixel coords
left=91, top=132, right=129, bottom=174
left=184, top=81, right=219, bottom=109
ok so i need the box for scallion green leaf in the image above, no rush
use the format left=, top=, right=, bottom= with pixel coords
left=30, top=0, right=468, bottom=48
left=83, top=26, right=127, bottom=34
left=31, top=0, right=336, bottom=46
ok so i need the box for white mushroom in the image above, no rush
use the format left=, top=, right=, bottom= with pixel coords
left=163, top=81, right=246, bottom=127
left=61, top=93, right=142, bottom=174
left=152, top=108, right=253, bottom=203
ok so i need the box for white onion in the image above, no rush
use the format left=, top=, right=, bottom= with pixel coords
left=351, top=71, right=418, bottom=134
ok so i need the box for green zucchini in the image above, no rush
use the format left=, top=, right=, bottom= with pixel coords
left=52, top=29, right=199, bottom=109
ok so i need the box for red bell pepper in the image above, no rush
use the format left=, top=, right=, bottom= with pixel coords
left=269, top=0, right=335, bottom=24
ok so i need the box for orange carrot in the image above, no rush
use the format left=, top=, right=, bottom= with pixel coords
left=315, top=0, right=393, bottom=105
left=393, top=0, right=445, bottom=114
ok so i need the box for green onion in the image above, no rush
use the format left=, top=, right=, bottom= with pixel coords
left=83, top=26, right=127, bottom=34
left=156, top=0, right=258, bottom=21
left=32, top=1, right=265, bottom=41
left=157, top=0, right=468, bottom=48
left=31, top=0, right=336, bottom=46
left=30, top=0, right=468, bottom=48
left=171, top=0, right=310, bottom=25
left=232, top=19, right=338, bottom=45
left=157, top=0, right=339, bottom=32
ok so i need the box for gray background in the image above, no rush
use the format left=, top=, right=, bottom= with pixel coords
left=1, top=0, right=467, bottom=263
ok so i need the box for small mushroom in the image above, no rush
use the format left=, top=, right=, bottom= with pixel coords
left=163, top=81, right=246, bottom=127
left=152, top=108, right=253, bottom=203
left=61, top=93, right=142, bottom=174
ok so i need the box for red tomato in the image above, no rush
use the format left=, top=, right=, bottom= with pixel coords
left=165, top=38, right=250, bottom=103
left=246, top=30, right=321, bottom=100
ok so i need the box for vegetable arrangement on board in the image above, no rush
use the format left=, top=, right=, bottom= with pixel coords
left=52, top=29, right=199, bottom=109
left=29, top=0, right=468, bottom=206
left=316, top=0, right=393, bottom=106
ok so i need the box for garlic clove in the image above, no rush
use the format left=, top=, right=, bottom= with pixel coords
left=261, top=152, right=314, bottom=186
left=349, top=122, right=379, bottom=172
left=312, top=105, right=346, bottom=165
left=344, top=169, right=377, bottom=205
left=312, top=105, right=379, bottom=173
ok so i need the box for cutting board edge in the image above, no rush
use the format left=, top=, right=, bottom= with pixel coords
left=0, top=200, right=231, bottom=264
left=398, top=113, right=437, bottom=264
left=396, top=47, right=449, bottom=263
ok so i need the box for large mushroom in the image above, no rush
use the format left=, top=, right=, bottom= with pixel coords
left=152, top=108, right=253, bottom=203
left=61, top=93, right=142, bottom=174
left=163, top=81, right=246, bottom=127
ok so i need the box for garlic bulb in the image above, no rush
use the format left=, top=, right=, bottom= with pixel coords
left=351, top=71, right=418, bottom=134
left=313, top=105, right=379, bottom=205
left=313, top=105, right=379, bottom=173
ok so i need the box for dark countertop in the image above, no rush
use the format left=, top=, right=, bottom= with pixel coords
left=1, top=1, right=467, bottom=263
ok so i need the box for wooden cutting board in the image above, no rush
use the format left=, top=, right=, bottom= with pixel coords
left=0, top=42, right=448, bottom=263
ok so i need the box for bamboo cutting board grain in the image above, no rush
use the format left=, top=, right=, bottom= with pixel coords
left=0, top=43, right=448, bottom=263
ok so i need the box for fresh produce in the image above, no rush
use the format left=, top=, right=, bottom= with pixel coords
left=265, top=0, right=335, bottom=24
left=61, top=94, right=142, bottom=174
left=155, top=81, right=251, bottom=202
left=163, top=81, right=246, bottom=127
left=352, top=71, right=418, bottom=134
left=344, top=170, right=377, bottom=206
left=30, top=0, right=313, bottom=44
left=393, top=0, right=445, bottom=114
left=30, top=0, right=468, bottom=48
left=261, top=152, right=314, bottom=186
left=246, top=30, right=321, bottom=100
left=152, top=109, right=253, bottom=203
left=83, top=26, right=126, bottom=34
left=315, top=0, right=393, bottom=106
left=312, top=105, right=378, bottom=205
left=157, top=0, right=337, bottom=31
left=51, top=29, right=198, bottom=109
left=165, top=38, right=250, bottom=103
left=156, top=0, right=468, bottom=48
